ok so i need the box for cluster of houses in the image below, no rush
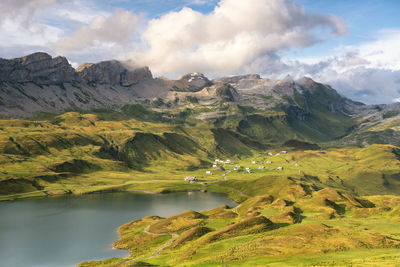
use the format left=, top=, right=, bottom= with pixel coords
left=207, top=153, right=294, bottom=175
left=184, top=149, right=303, bottom=183
left=213, top=159, right=232, bottom=166
left=184, top=176, right=209, bottom=186
left=184, top=176, right=198, bottom=183
left=184, top=151, right=301, bottom=183
left=211, top=159, right=232, bottom=173
left=267, top=151, right=287, bottom=156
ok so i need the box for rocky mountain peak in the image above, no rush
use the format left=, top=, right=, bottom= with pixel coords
left=20, top=52, right=52, bottom=64
left=296, top=76, right=315, bottom=86
left=0, top=52, right=77, bottom=84
left=75, top=63, right=94, bottom=72
left=0, top=53, right=153, bottom=86
left=177, top=72, right=207, bottom=81
left=76, top=60, right=153, bottom=86
left=173, top=72, right=211, bottom=92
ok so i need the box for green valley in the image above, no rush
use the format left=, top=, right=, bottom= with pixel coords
left=2, top=52, right=400, bottom=266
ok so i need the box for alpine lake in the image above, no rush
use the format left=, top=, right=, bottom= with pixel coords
left=0, top=191, right=237, bottom=267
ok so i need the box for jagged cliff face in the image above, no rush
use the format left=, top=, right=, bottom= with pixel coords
left=0, top=52, right=77, bottom=84
left=172, top=72, right=211, bottom=92
left=0, top=52, right=359, bottom=117
left=0, top=52, right=153, bottom=86
left=2, top=52, right=400, bottom=146
left=0, top=52, right=167, bottom=117
left=76, top=60, right=153, bottom=86
left=1, top=51, right=398, bottom=147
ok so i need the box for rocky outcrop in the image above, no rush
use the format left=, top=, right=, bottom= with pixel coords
left=0, top=52, right=77, bottom=84
left=76, top=60, right=153, bottom=86
left=171, top=72, right=211, bottom=92
left=0, top=53, right=153, bottom=86
left=0, top=51, right=379, bottom=122
left=213, top=74, right=262, bottom=85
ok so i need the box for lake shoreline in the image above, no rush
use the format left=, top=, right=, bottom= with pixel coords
left=0, top=191, right=237, bottom=267
left=0, top=186, right=241, bottom=205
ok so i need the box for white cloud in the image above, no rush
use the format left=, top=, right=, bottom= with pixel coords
left=314, top=31, right=400, bottom=104
left=268, top=30, right=400, bottom=104
left=349, top=29, right=400, bottom=71
left=0, top=0, right=59, bottom=26
left=131, top=0, right=346, bottom=76
left=53, top=8, right=141, bottom=54
left=0, top=0, right=110, bottom=58
left=1, top=0, right=398, bottom=104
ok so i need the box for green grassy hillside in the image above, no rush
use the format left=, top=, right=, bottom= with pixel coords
left=0, top=108, right=396, bottom=201
left=79, top=190, right=400, bottom=266
left=1, top=107, right=400, bottom=266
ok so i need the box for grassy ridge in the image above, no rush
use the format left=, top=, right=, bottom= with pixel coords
left=0, top=111, right=268, bottom=200
left=0, top=111, right=399, bottom=202
left=79, top=191, right=400, bottom=266
left=1, top=109, right=400, bottom=265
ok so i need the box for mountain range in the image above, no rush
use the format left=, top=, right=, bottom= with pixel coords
left=1, top=52, right=400, bottom=147
left=3, top=53, right=400, bottom=266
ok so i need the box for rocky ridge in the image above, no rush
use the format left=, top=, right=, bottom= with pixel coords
left=0, top=52, right=77, bottom=84
left=0, top=52, right=363, bottom=118
left=1, top=52, right=400, bottom=147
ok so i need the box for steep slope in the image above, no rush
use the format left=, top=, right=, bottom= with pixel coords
left=0, top=112, right=272, bottom=196
left=333, top=104, right=400, bottom=147
left=0, top=52, right=77, bottom=84
left=0, top=53, right=170, bottom=118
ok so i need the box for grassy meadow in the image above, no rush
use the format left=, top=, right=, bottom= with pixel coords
left=1, top=111, right=400, bottom=266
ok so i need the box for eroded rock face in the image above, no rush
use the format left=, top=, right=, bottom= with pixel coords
left=76, top=60, right=153, bottom=86
left=0, top=52, right=77, bottom=84
left=0, top=53, right=153, bottom=86
left=172, top=72, right=211, bottom=92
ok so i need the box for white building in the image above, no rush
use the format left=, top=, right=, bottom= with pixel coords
left=184, top=176, right=198, bottom=182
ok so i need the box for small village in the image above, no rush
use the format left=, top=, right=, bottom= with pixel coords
left=184, top=150, right=301, bottom=183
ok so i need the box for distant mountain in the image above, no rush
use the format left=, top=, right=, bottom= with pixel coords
left=1, top=52, right=400, bottom=146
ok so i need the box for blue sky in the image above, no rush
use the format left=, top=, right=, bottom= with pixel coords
left=102, top=0, right=400, bottom=59
left=293, top=0, right=400, bottom=57
left=0, top=0, right=399, bottom=104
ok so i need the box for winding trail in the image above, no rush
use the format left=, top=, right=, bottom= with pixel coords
left=143, top=225, right=179, bottom=258
left=232, top=203, right=242, bottom=215
left=126, top=223, right=179, bottom=263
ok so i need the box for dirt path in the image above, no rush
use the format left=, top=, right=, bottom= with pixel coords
left=126, top=224, right=179, bottom=263
left=232, top=203, right=242, bottom=215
